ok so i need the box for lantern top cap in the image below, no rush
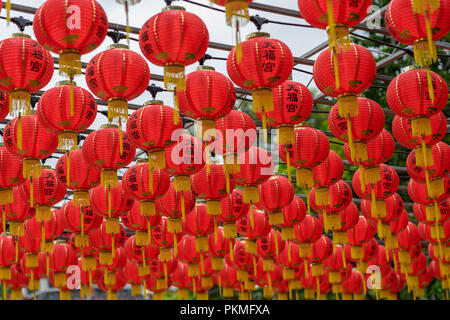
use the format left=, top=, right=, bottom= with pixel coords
left=137, top=158, right=148, bottom=164
left=295, top=121, right=312, bottom=128
left=401, top=65, right=422, bottom=73
left=108, top=43, right=129, bottom=50
left=163, top=5, right=186, bottom=12
left=196, top=65, right=215, bottom=71
left=11, top=33, right=31, bottom=39
left=42, top=165, right=52, bottom=169
left=246, top=32, right=270, bottom=40
left=144, top=100, right=164, bottom=106
left=100, top=124, right=119, bottom=129
left=56, top=80, right=77, bottom=87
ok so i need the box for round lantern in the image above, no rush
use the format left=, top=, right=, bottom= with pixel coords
left=236, top=208, right=271, bottom=255
left=37, top=81, right=97, bottom=151
left=48, top=242, right=77, bottom=289
left=151, top=216, right=183, bottom=260
left=126, top=100, right=182, bottom=169
left=89, top=181, right=134, bottom=235
left=123, top=235, right=159, bottom=276
left=33, top=0, right=108, bottom=78
left=4, top=187, right=34, bottom=237
left=313, top=43, right=376, bottom=117
left=294, top=215, right=324, bottom=261
left=82, top=124, right=136, bottom=188
left=311, top=150, right=344, bottom=206
left=0, top=235, right=16, bottom=280
left=24, top=209, right=65, bottom=254
left=279, top=195, right=306, bottom=240
left=18, top=166, right=66, bottom=222
left=55, top=149, right=100, bottom=207
left=85, top=43, right=150, bottom=124
left=257, top=229, right=285, bottom=272
left=232, top=146, right=273, bottom=204
left=139, top=5, right=209, bottom=89
left=258, top=175, right=294, bottom=225
left=208, top=226, right=234, bottom=271
left=164, top=134, right=205, bottom=195
left=227, top=32, right=293, bottom=139
left=347, top=216, right=377, bottom=260
left=0, top=145, right=24, bottom=205
left=176, top=65, right=235, bottom=139
left=255, top=79, right=313, bottom=146
left=3, top=113, right=58, bottom=182
left=329, top=97, right=385, bottom=163
left=0, top=34, right=53, bottom=118
left=89, top=220, right=127, bottom=266
left=219, top=189, right=249, bottom=239
left=184, top=203, right=214, bottom=254
left=332, top=201, right=360, bottom=245
left=191, top=163, right=235, bottom=216
left=123, top=159, right=170, bottom=217
left=307, top=235, right=333, bottom=277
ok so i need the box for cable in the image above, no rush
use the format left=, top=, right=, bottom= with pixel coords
left=349, top=31, right=413, bottom=55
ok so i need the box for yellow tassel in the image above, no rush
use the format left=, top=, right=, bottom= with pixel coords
left=36, top=205, right=51, bottom=222
left=160, top=247, right=172, bottom=262
left=213, top=217, right=218, bottom=244
left=195, top=236, right=209, bottom=253
left=339, top=95, right=358, bottom=118
left=17, top=114, right=22, bottom=151
left=174, top=175, right=191, bottom=193
left=252, top=88, right=274, bottom=114
left=224, top=223, right=237, bottom=239
left=315, top=187, right=330, bottom=206
left=164, top=65, right=185, bottom=91
left=415, top=141, right=434, bottom=167
left=0, top=189, right=13, bottom=205
left=268, top=211, right=284, bottom=226
left=23, top=158, right=42, bottom=180
left=412, top=0, right=440, bottom=14
left=207, top=200, right=221, bottom=216
left=351, top=246, right=363, bottom=260
left=211, top=256, right=224, bottom=271
left=167, top=218, right=182, bottom=234
left=9, top=90, right=31, bottom=117
left=15, top=238, right=18, bottom=263
left=299, top=243, right=311, bottom=258
left=331, top=48, right=341, bottom=89
left=59, top=51, right=82, bottom=78
left=150, top=150, right=166, bottom=170
left=173, top=91, right=180, bottom=126
left=108, top=98, right=128, bottom=124
left=430, top=178, right=444, bottom=198
left=178, top=288, right=189, bottom=300
left=111, top=236, right=115, bottom=260
left=425, top=66, right=435, bottom=103
left=249, top=204, right=255, bottom=230
left=243, top=186, right=259, bottom=204
left=229, top=239, right=234, bottom=262
left=364, top=166, right=381, bottom=185
left=106, top=218, right=120, bottom=235
left=73, top=190, right=90, bottom=207
left=283, top=268, right=295, bottom=280
left=101, top=170, right=118, bottom=188
left=359, top=165, right=366, bottom=193
left=181, top=192, right=186, bottom=222
left=296, top=168, right=314, bottom=189
left=46, top=253, right=49, bottom=277
left=312, top=263, right=324, bottom=276
left=245, top=239, right=257, bottom=255
left=261, top=109, right=268, bottom=143
left=69, top=79, right=75, bottom=117
left=306, top=187, right=311, bottom=216
left=135, top=230, right=149, bottom=246
left=281, top=226, right=294, bottom=240
left=140, top=200, right=156, bottom=217
left=118, top=119, right=124, bottom=155
left=6, top=0, right=11, bottom=24
left=188, top=263, right=199, bottom=277
left=329, top=271, right=341, bottom=284
left=285, top=145, right=292, bottom=181
left=411, top=117, right=432, bottom=137
left=353, top=141, right=368, bottom=163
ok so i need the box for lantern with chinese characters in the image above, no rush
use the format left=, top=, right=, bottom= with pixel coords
left=86, top=43, right=150, bottom=124
left=215, top=109, right=257, bottom=187
left=89, top=220, right=127, bottom=266
left=255, top=79, right=313, bottom=147
left=152, top=216, right=184, bottom=261
left=18, top=167, right=66, bottom=222
left=279, top=195, right=306, bottom=240
left=3, top=113, right=58, bottom=184
left=123, top=235, right=159, bottom=276
left=165, top=134, right=205, bottom=195
left=311, top=150, right=344, bottom=207
left=0, top=145, right=24, bottom=205
left=329, top=97, right=385, bottom=163
left=37, top=81, right=97, bottom=151
left=276, top=241, right=302, bottom=281
left=24, top=209, right=65, bottom=254
left=33, top=0, right=108, bottom=78
left=149, top=253, right=178, bottom=291
left=122, top=200, right=161, bottom=246
left=61, top=201, right=103, bottom=250
left=258, top=175, right=294, bottom=225
left=234, top=146, right=273, bottom=204
left=184, top=204, right=214, bottom=254
left=208, top=226, right=234, bottom=271
left=307, top=235, right=333, bottom=277
left=347, top=216, right=377, bottom=261
left=0, top=34, right=53, bottom=118
left=352, top=164, right=400, bottom=221
left=236, top=208, right=271, bottom=256
left=279, top=124, right=329, bottom=212
left=89, top=181, right=134, bottom=235
left=156, top=182, right=195, bottom=234
left=139, top=5, right=209, bottom=89
left=219, top=189, right=249, bottom=239
left=332, top=202, right=360, bottom=245
left=82, top=124, right=136, bottom=188
left=294, top=215, right=323, bottom=260
left=191, top=164, right=235, bottom=216
left=123, top=160, right=170, bottom=217
left=344, top=129, right=395, bottom=186
left=256, top=229, right=285, bottom=271
left=176, top=65, right=235, bottom=138
left=313, top=43, right=376, bottom=117
left=48, top=242, right=77, bottom=289
left=55, top=149, right=100, bottom=207
left=385, top=0, right=450, bottom=101
left=227, top=32, right=293, bottom=140
left=177, top=234, right=202, bottom=278
left=124, top=260, right=144, bottom=297
left=126, top=100, right=182, bottom=170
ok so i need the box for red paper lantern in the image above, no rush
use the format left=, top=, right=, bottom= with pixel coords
left=0, top=35, right=53, bottom=117
left=164, top=134, right=205, bottom=193
left=124, top=260, right=144, bottom=297
left=3, top=113, right=58, bottom=181
left=236, top=208, right=271, bottom=255
left=123, top=235, right=159, bottom=275
left=184, top=204, right=214, bottom=253
left=85, top=44, right=150, bottom=123
left=258, top=175, right=294, bottom=225
left=155, top=182, right=195, bottom=233
left=227, top=33, right=293, bottom=137
left=347, top=216, right=377, bottom=260
left=61, top=201, right=103, bottom=249
left=37, top=81, right=97, bottom=151
left=96, top=269, right=128, bottom=300
left=176, top=66, right=235, bottom=137
left=233, top=146, right=273, bottom=204
left=311, top=180, right=353, bottom=218
left=0, top=235, right=16, bottom=280
left=5, top=264, right=27, bottom=299
left=3, top=187, right=34, bottom=238
left=170, top=262, right=191, bottom=299
left=82, top=124, right=136, bottom=188
left=0, top=145, right=24, bottom=205
left=55, top=149, right=100, bottom=207
left=279, top=195, right=306, bottom=240
left=139, top=6, right=209, bottom=89
left=151, top=216, right=184, bottom=261
left=191, top=164, right=235, bottom=215
left=313, top=44, right=376, bottom=117
left=307, top=235, right=333, bottom=277
left=88, top=220, right=127, bottom=266
left=255, top=79, right=313, bottom=145
left=256, top=229, right=285, bottom=272
left=89, top=181, right=134, bottom=235
left=149, top=253, right=178, bottom=291
left=294, top=215, right=323, bottom=259
left=48, top=242, right=77, bottom=288
left=219, top=189, right=249, bottom=239
left=123, top=160, right=170, bottom=217
left=18, top=167, right=66, bottom=222
left=33, top=0, right=108, bottom=77
left=24, top=209, right=65, bottom=253
left=208, top=226, right=234, bottom=271
left=176, top=235, right=203, bottom=278
left=215, top=261, right=238, bottom=298
left=0, top=93, right=9, bottom=122
left=126, top=101, right=182, bottom=170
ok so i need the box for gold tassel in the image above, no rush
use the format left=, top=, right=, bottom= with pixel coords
left=99, top=250, right=113, bottom=265
left=207, top=200, right=221, bottom=216
left=9, top=90, right=31, bottom=118
left=118, top=118, right=124, bottom=155
left=106, top=217, right=120, bottom=234
left=167, top=218, right=182, bottom=234
left=311, top=263, right=324, bottom=276
left=224, top=223, right=237, bottom=239
left=6, top=0, right=11, bottom=24
left=252, top=88, right=274, bottom=114
left=140, top=200, right=156, bottom=217
left=211, top=257, right=224, bottom=271
left=181, top=192, right=186, bottom=222
left=415, top=141, right=434, bottom=167
left=315, top=187, right=330, bottom=206
left=101, top=170, right=118, bottom=188
left=150, top=150, right=166, bottom=170
left=73, top=190, right=90, bottom=207
left=195, top=236, right=209, bottom=253
left=36, top=205, right=51, bottom=222
left=108, top=98, right=128, bottom=124
left=173, top=91, right=180, bottom=126
left=174, top=175, right=191, bottom=193
left=249, top=204, right=255, bottom=230
left=245, top=239, right=257, bottom=255
left=261, top=109, right=268, bottom=143
left=229, top=239, right=234, bottom=262
left=164, top=65, right=185, bottom=91
left=160, top=247, right=172, bottom=262
left=281, top=226, right=294, bottom=240
left=353, top=141, right=368, bottom=163
left=411, top=117, right=432, bottom=137
left=23, top=158, right=42, bottom=180
left=17, top=113, right=22, bottom=151
left=59, top=51, right=82, bottom=78
left=69, top=79, right=75, bottom=117
left=296, top=168, right=314, bottom=189
left=243, top=186, right=259, bottom=204
left=268, top=211, right=284, bottom=226
left=339, top=95, right=358, bottom=118
left=188, top=263, right=199, bottom=277
left=0, top=189, right=13, bottom=205
left=364, top=166, right=381, bottom=185
left=351, top=246, right=363, bottom=260
left=359, top=165, right=366, bottom=193
left=285, top=145, right=292, bottom=181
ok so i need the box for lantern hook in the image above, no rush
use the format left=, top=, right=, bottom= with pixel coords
left=164, top=0, right=176, bottom=6
left=199, top=54, right=212, bottom=66
left=11, top=16, right=32, bottom=32
left=107, top=29, right=127, bottom=44
left=147, top=84, right=165, bottom=100
left=250, top=15, right=269, bottom=31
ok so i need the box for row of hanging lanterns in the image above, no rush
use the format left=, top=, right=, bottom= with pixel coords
left=0, top=0, right=447, bottom=301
